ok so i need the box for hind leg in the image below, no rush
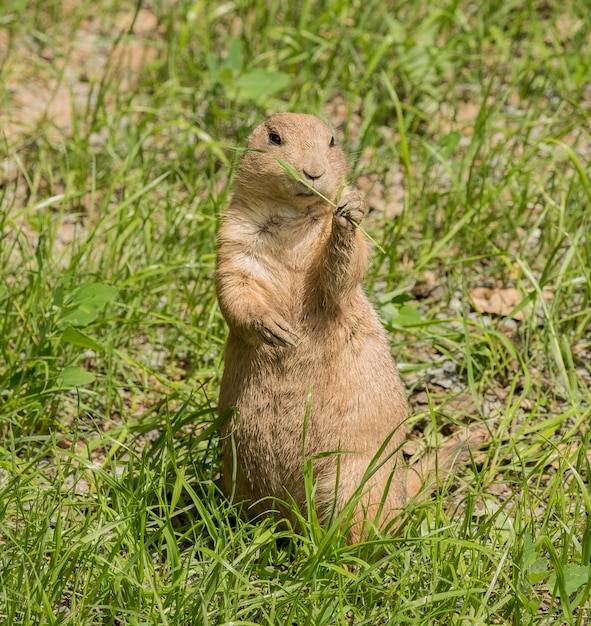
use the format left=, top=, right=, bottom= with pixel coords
left=349, top=459, right=406, bottom=544
left=314, top=453, right=406, bottom=544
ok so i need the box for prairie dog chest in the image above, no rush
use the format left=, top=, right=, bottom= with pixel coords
left=233, top=209, right=329, bottom=276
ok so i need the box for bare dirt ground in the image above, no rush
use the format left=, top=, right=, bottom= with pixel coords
left=0, top=5, right=159, bottom=140
left=1, top=4, right=161, bottom=260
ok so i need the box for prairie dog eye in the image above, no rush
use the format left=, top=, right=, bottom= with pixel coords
left=329, top=135, right=335, bottom=147
left=268, top=132, right=282, bottom=146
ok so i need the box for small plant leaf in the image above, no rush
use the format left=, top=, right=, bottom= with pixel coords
left=376, top=290, right=414, bottom=305
left=235, top=69, right=291, bottom=101
left=547, top=564, right=590, bottom=597
left=57, top=283, right=118, bottom=328
left=529, top=558, right=550, bottom=584
left=57, top=366, right=96, bottom=387
left=380, top=302, right=421, bottom=327
left=60, top=325, right=105, bottom=352
left=70, top=283, right=118, bottom=308
left=437, top=131, right=461, bottom=158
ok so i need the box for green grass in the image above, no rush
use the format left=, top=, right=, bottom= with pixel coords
left=1, top=0, right=590, bottom=623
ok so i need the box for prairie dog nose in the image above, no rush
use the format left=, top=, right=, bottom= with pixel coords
left=303, top=167, right=325, bottom=181
left=301, top=150, right=327, bottom=181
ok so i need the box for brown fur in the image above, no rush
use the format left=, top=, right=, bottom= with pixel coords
left=216, top=113, right=482, bottom=542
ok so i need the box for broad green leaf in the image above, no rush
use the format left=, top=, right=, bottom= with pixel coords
left=235, top=69, right=290, bottom=101
left=377, top=289, right=413, bottom=304
left=60, top=325, right=105, bottom=352
left=547, top=564, right=590, bottom=596
left=58, top=283, right=118, bottom=328
left=529, top=558, right=549, bottom=584
left=57, top=365, right=96, bottom=387
left=380, top=303, right=421, bottom=327
left=389, top=293, right=416, bottom=305
left=437, top=131, right=461, bottom=158
left=70, top=283, right=118, bottom=307
left=397, top=305, right=421, bottom=326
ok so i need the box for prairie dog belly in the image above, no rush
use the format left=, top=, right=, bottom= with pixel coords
left=219, top=295, right=407, bottom=521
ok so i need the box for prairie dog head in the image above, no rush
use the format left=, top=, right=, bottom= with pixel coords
left=234, top=113, right=347, bottom=207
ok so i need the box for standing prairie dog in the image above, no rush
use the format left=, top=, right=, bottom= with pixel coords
left=216, top=113, right=474, bottom=542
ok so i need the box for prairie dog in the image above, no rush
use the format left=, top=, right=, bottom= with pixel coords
left=216, top=113, right=410, bottom=541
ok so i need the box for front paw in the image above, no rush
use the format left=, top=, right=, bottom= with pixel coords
left=335, top=188, right=367, bottom=229
left=254, top=314, right=300, bottom=348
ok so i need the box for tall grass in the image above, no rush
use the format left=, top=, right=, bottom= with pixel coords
left=1, top=0, right=590, bottom=623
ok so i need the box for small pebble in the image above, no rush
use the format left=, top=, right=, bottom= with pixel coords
left=442, top=360, right=457, bottom=376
